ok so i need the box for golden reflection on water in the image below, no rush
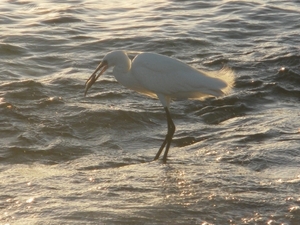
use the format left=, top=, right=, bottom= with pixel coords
left=161, top=167, right=196, bottom=207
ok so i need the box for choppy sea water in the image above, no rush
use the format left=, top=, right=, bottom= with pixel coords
left=1, top=0, right=300, bottom=224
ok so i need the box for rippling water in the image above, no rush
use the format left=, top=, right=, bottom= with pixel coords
left=1, top=0, right=300, bottom=224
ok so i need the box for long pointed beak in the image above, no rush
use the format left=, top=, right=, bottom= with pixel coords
left=84, top=61, right=108, bottom=96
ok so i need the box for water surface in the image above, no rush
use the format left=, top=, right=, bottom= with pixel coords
left=1, top=0, right=300, bottom=224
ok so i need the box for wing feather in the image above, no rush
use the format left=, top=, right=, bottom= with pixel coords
left=131, top=53, right=228, bottom=99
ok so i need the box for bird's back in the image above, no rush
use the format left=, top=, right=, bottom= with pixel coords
left=131, top=52, right=229, bottom=99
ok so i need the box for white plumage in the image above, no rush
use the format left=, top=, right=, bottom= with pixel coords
left=85, top=50, right=234, bottom=162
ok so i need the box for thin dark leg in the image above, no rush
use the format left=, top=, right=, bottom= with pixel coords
left=154, top=107, right=175, bottom=163
left=154, top=137, right=167, bottom=160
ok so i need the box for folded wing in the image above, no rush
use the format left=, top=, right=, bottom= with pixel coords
left=131, top=52, right=228, bottom=100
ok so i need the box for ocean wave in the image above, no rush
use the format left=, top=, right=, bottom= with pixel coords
left=42, top=15, right=83, bottom=24
left=276, top=66, right=300, bottom=83
left=0, top=43, right=28, bottom=56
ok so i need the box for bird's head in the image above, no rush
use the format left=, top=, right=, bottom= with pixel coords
left=84, top=51, right=128, bottom=96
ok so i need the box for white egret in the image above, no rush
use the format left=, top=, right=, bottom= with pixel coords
left=85, top=50, right=234, bottom=163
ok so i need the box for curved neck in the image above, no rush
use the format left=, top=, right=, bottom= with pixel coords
left=113, top=54, right=131, bottom=74
left=113, top=57, right=136, bottom=89
left=111, top=53, right=155, bottom=97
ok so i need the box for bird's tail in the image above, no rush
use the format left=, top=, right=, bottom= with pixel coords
left=202, top=66, right=235, bottom=96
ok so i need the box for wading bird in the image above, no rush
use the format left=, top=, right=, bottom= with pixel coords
left=85, top=50, right=233, bottom=163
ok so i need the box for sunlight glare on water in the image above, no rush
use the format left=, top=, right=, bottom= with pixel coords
left=1, top=0, right=300, bottom=224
